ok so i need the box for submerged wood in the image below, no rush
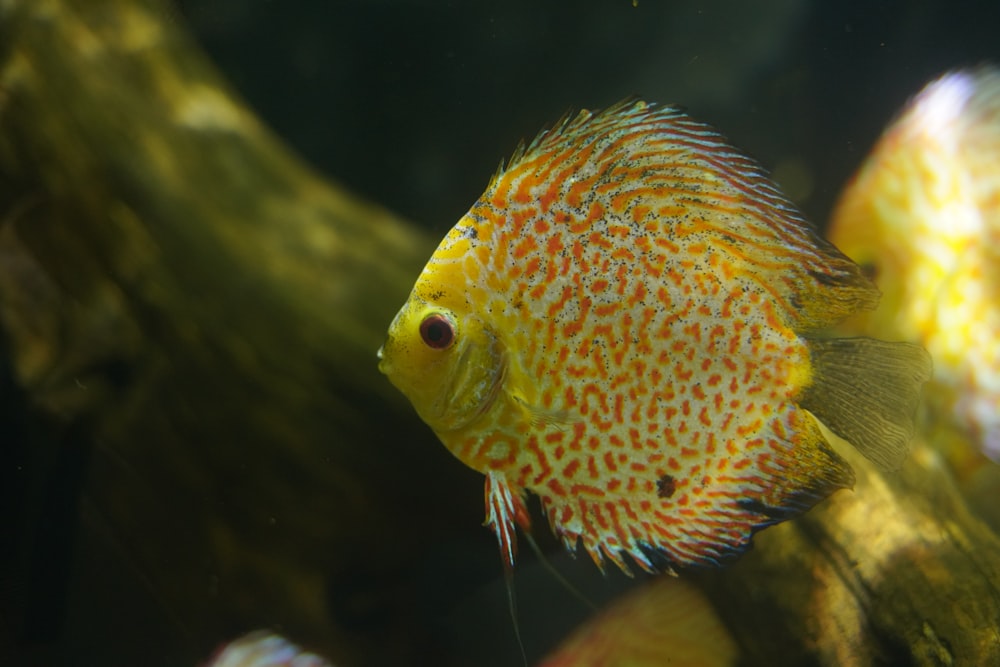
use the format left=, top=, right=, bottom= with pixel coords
left=0, top=0, right=998, bottom=665
left=0, top=0, right=479, bottom=664
left=693, top=439, right=1000, bottom=665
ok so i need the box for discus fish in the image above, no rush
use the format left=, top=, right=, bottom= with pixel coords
left=538, top=576, right=737, bottom=667
left=828, top=67, right=1000, bottom=462
left=378, top=100, right=931, bottom=573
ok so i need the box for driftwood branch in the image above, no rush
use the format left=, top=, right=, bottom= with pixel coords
left=1, top=0, right=998, bottom=665
left=0, top=0, right=481, bottom=663
left=694, top=439, right=1000, bottom=665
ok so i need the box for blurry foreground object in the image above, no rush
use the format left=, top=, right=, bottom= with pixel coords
left=829, top=67, right=1000, bottom=472
left=538, top=576, right=737, bottom=667
left=205, top=632, right=333, bottom=667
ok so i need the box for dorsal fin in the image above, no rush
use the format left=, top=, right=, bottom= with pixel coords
left=490, top=98, right=882, bottom=331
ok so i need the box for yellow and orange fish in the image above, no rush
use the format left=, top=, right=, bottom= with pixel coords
left=378, top=100, right=930, bottom=573
left=828, top=67, right=1000, bottom=465
left=538, top=575, right=737, bottom=667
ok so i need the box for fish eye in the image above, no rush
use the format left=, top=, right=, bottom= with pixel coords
left=858, top=261, right=879, bottom=282
left=419, top=312, right=456, bottom=350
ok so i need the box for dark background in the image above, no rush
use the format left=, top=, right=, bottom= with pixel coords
left=176, top=0, right=999, bottom=231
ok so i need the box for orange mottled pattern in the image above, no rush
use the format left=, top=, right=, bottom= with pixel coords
left=419, top=102, right=861, bottom=570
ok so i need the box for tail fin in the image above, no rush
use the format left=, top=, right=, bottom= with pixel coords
left=799, top=337, right=932, bottom=471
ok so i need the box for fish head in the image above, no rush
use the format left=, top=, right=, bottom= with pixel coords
left=378, top=277, right=507, bottom=437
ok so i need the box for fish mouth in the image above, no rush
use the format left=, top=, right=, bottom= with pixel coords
left=377, top=305, right=408, bottom=375
left=376, top=342, right=388, bottom=374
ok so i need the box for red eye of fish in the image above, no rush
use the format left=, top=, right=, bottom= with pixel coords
left=420, top=313, right=455, bottom=349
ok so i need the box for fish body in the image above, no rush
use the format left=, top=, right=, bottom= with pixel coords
left=379, top=101, right=930, bottom=572
left=828, top=68, right=1000, bottom=462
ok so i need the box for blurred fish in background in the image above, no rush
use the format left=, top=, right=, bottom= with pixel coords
left=538, top=575, right=737, bottom=667
left=828, top=66, right=1000, bottom=525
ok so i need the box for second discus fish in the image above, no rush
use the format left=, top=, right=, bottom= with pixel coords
left=828, top=68, right=1000, bottom=464
left=378, top=100, right=931, bottom=573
